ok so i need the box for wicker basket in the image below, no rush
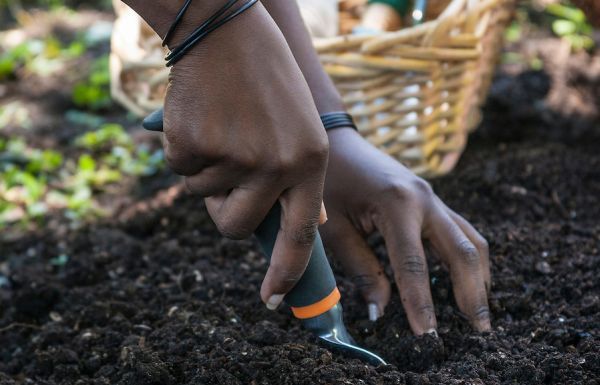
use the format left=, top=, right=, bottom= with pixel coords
left=110, top=0, right=514, bottom=177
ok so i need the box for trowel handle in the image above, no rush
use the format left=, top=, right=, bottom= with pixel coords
left=254, top=203, right=338, bottom=317
left=142, top=109, right=340, bottom=319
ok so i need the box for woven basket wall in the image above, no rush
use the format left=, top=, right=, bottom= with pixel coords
left=110, top=0, right=514, bottom=177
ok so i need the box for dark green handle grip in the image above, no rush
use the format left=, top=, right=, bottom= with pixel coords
left=255, top=203, right=336, bottom=308
left=142, top=109, right=337, bottom=309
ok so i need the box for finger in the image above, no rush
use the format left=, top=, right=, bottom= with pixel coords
left=184, top=165, right=244, bottom=197
left=443, top=205, right=491, bottom=293
left=205, top=182, right=280, bottom=240
left=376, top=211, right=437, bottom=335
left=427, top=208, right=491, bottom=332
left=161, top=133, right=209, bottom=177
left=320, top=213, right=390, bottom=321
left=260, top=182, right=323, bottom=310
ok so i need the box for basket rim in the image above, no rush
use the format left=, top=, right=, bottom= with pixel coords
left=313, top=0, right=509, bottom=54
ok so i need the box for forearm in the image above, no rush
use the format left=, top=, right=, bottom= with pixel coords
left=261, top=0, right=345, bottom=114
left=122, top=0, right=227, bottom=47
left=124, top=0, right=345, bottom=113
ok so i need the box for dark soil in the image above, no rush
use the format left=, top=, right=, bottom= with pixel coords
left=1, top=47, right=599, bottom=384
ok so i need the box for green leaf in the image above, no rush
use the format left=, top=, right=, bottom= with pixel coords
left=530, top=57, right=544, bottom=71
left=67, top=185, right=92, bottom=210
left=552, top=20, right=577, bottom=37
left=546, top=4, right=586, bottom=24
left=20, top=172, right=46, bottom=203
left=504, top=22, right=521, bottom=43
left=78, top=154, right=96, bottom=172
left=0, top=58, right=15, bottom=80
left=41, top=150, right=63, bottom=171
left=44, top=37, right=62, bottom=59
left=75, top=124, right=131, bottom=150
left=71, top=57, right=112, bottom=110
left=66, top=41, right=86, bottom=58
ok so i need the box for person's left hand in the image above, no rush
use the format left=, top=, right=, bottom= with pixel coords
left=320, top=128, right=491, bottom=335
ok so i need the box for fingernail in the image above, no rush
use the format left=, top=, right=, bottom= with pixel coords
left=319, top=202, right=328, bottom=225
left=368, top=303, right=381, bottom=322
left=266, top=294, right=285, bottom=310
left=426, top=328, right=438, bottom=338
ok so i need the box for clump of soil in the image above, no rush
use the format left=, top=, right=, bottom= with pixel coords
left=1, top=47, right=599, bottom=385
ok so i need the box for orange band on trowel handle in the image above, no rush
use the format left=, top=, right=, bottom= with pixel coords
left=290, top=287, right=341, bottom=319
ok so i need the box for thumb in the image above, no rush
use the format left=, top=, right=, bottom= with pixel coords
left=320, top=213, right=390, bottom=321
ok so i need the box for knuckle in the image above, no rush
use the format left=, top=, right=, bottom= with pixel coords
left=287, top=220, right=318, bottom=247
left=474, top=236, right=490, bottom=256
left=382, top=178, right=433, bottom=204
left=382, top=182, right=414, bottom=202
left=417, top=303, right=436, bottom=316
left=183, top=177, right=210, bottom=196
left=309, top=135, right=329, bottom=162
left=399, top=255, right=427, bottom=276
left=188, top=140, right=219, bottom=161
left=472, top=305, right=491, bottom=321
left=410, top=178, right=434, bottom=198
left=270, top=263, right=303, bottom=285
left=268, top=157, right=294, bottom=179
left=183, top=178, right=197, bottom=194
left=297, top=137, right=329, bottom=171
left=457, top=240, right=480, bottom=267
left=214, top=217, right=252, bottom=240
left=237, top=155, right=258, bottom=171
left=167, top=122, right=221, bottom=159
left=267, top=139, right=328, bottom=180
left=164, top=149, right=192, bottom=176
left=351, top=274, right=380, bottom=291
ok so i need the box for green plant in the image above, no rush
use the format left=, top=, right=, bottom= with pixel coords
left=546, top=2, right=594, bottom=50
left=0, top=0, right=114, bottom=13
left=76, top=124, right=164, bottom=177
left=0, top=124, right=165, bottom=231
left=0, top=36, right=85, bottom=80
left=71, top=55, right=112, bottom=110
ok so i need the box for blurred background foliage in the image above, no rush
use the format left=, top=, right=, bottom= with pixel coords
left=504, top=0, right=595, bottom=52
left=0, top=0, right=596, bottom=237
left=1, top=0, right=165, bottom=237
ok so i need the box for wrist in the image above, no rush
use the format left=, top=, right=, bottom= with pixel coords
left=123, top=0, right=233, bottom=48
left=327, top=126, right=362, bottom=145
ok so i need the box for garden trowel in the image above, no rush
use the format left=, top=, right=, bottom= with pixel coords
left=142, top=108, right=386, bottom=366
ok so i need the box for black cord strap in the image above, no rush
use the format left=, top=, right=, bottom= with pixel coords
left=163, top=0, right=259, bottom=67
left=320, top=112, right=358, bottom=132
left=162, top=0, right=193, bottom=47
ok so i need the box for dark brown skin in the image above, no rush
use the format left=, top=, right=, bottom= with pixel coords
left=123, top=0, right=491, bottom=334
left=261, top=0, right=491, bottom=334
left=321, top=129, right=491, bottom=334
left=123, top=0, right=329, bottom=311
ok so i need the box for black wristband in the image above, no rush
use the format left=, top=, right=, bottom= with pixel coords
left=320, top=112, right=358, bottom=132
left=163, top=0, right=258, bottom=67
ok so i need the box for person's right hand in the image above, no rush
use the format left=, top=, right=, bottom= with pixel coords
left=161, top=3, right=329, bottom=310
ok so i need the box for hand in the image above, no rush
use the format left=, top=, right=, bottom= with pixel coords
left=161, top=4, right=329, bottom=309
left=320, top=129, right=491, bottom=334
